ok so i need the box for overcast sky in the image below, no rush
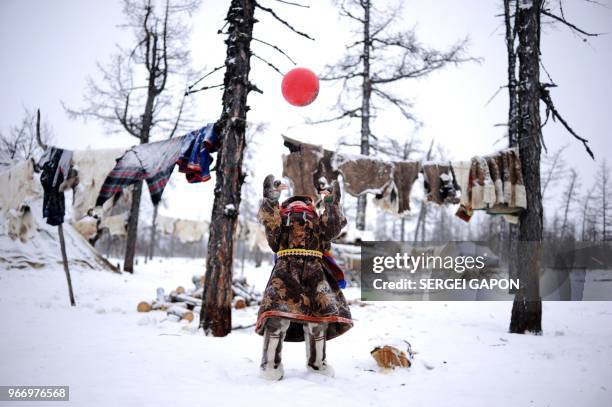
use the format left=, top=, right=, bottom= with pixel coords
left=1, top=0, right=610, bottom=222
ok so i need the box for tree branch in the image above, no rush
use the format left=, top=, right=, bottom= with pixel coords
left=167, top=90, right=187, bottom=139
left=251, top=36, right=297, bottom=65
left=156, top=0, right=171, bottom=94
left=339, top=1, right=365, bottom=23
left=251, top=52, right=283, bottom=75
left=36, top=109, right=47, bottom=151
left=185, top=83, right=224, bottom=96
left=271, top=0, right=309, bottom=7
left=540, top=86, right=594, bottom=159
left=188, top=65, right=225, bottom=91
left=255, top=2, right=314, bottom=40
left=306, top=107, right=361, bottom=124
left=371, top=87, right=415, bottom=121
left=541, top=9, right=603, bottom=37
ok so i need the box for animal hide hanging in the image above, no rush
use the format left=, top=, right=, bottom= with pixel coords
left=470, top=156, right=496, bottom=210
left=335, top=154, right=394, bottom=197
left=99, top=214, right=127, bottom=237
left=282, top=137, right=323, bottom=198
left=393, top=161, right=421, bottom=214
left=485, top=148, right=526, bottom=215
left=452, top=160, right=472, bottom=207
left=373, top=161, right=421, bottom=216
left=7, top=205, right=34, bottom=243
left=422, top=162, right=459, bottom=205
left=71, top=148, right=124, bottom=222
left=373, top=183, right=399, bottom=215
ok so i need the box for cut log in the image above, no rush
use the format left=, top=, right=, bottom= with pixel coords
left=233, top=296, right=246, bottom=310
left=192, top=274, right=205, bottom=289
left=167, top=305, right=194, bottom=322
left=156, top=287, right=166, bottom=303
left=170, top=292, right=202, bottom=307
left=143, top=275, right=261, bottom=323
left=137, top=301, right=152, bottom=312
left=152, top=287, right=171, bottom=310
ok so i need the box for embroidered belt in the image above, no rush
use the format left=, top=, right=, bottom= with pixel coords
left=276, top=249, right=323, bottom=258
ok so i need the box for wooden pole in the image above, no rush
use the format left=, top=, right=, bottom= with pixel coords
left=37, top=109, right=76, bottom=306
left=58, top=224, right=76, bottom=306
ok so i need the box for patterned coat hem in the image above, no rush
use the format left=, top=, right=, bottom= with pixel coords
left=256, top=310, right=353, bottom=341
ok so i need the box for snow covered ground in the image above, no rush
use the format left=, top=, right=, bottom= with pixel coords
left=1, top=257, right=611, bottom=407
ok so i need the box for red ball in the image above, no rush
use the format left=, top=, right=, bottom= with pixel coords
left=281, top=67, right=320, bottom=107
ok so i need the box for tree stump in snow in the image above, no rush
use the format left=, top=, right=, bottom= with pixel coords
left=371, top=346, right=411, bottom=369
left=371, top=340, right=414, bottom=370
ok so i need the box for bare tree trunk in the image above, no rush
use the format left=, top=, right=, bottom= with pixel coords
left=123, top=89, right=155, bottom=271
left=602, top=162, right=609, bottom=241
left=148, top=204, right=159, bottom=260
left=560, top=169, right=578, bottom=239
left=581, top=188, right=593, bottom=240
left=356, top=0, right=371, bottom=231
left=505, top=0, right=520, bottom=292
left=510, top=0, right=543, bottom=335
left=200, top=0, right=255, bottom=337
left=122, top=6, right=159, bottom=272
left=124, top=181, right=143, bottom=272
left=123, top=65, right=155, bottom=271
left=505, top=0, right=519, bottom=147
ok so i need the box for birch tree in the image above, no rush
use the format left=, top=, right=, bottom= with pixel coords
left=315, top=0, right=472, bottom=230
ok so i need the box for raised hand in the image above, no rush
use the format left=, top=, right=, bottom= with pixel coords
left=330, top=180, right=341, bottom=204
left=263, top=174, right=287, bottom=202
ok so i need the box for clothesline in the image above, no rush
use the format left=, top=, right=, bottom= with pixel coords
left=37, top=123, right=219, bottom=229
left=281, top=136, right=527, bottom=223
left=96, top=123, right=218, bottom=207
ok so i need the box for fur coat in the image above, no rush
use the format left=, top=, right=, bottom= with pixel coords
left=256, top=195, right=353, bottom=342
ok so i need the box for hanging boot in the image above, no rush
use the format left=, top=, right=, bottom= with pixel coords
left=260, top=317, right=290, bottom=381
left=304, top=322, right=334, bottom=377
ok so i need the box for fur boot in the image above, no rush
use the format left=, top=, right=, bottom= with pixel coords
left=260, top=318, right=290, bottom=381
left=304, top=322, right=334, bottom=377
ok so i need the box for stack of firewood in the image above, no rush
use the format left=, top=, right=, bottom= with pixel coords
left=137, top=275, right=261, bottom=322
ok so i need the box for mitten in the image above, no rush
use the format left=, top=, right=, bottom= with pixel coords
left=263, top=174, right=282, bottom=202
left=325, top=180, right=341, bottom=204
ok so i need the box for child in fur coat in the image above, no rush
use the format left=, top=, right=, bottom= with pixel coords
left=256, top=175, right=353, bottom=380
